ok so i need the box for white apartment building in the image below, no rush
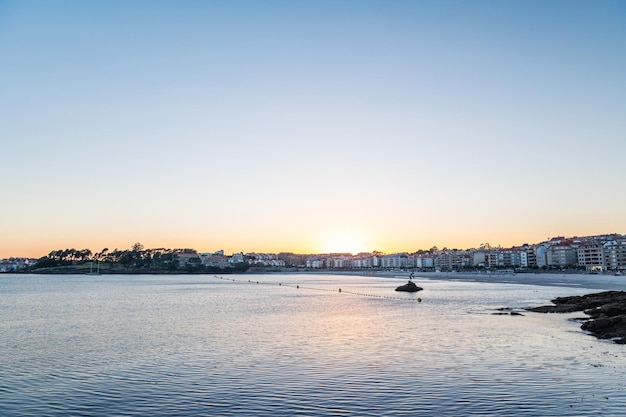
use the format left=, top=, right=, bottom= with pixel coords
left=523, top=245, right=536, bottom=267
left=604, top=240, right=626, bottom=271
left=328, top=256, right=352, bottom=269
left=577, top=242, right=605, bottom=271
left=306, top=258, right=324, bottom=269
left=229, top=253, right=245, bottom=264
left=352, top=257, right=373, bottom=268
left=381, top=253, right=409, bottom=269
left=415, top=256, right=435, bottom=269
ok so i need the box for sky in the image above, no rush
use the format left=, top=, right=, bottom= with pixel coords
left=1, top=0, right=625, bottom=258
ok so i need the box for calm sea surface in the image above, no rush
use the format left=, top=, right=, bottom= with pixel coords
left=1, top=273, right=625, bottom=416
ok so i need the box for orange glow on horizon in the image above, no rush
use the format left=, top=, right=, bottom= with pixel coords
left=1, top=227, right=624, bottom=259
left=320, top=230, right=370, bottom=255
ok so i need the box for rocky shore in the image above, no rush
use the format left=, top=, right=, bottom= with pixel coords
left=527, top=291, right=626, bottom=344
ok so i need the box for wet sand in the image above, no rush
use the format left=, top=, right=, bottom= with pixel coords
left=412, top=271, right=626, bottom=291
left=271, top=269, right=626, bottom=291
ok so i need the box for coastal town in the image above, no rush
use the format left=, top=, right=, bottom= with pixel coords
left=2, top=233, right=625, bottom=274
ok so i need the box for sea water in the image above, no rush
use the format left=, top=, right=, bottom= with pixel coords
left=1, top=273, right=625, bottom=416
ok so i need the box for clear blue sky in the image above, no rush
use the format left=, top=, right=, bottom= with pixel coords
left=1, top=0, right=625, bottom=257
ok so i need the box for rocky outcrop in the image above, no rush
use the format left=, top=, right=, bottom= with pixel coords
left=527, top=291, right=626, bottom=344
left=395, top=281, right=423, bottom=292
left=492, top=308, right=524, bottom=316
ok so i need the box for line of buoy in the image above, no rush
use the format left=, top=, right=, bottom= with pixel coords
left=211, top=275, right=423, bottom=302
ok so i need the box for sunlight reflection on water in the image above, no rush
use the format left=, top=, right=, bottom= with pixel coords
left=1, top=273, right=625, bottom=416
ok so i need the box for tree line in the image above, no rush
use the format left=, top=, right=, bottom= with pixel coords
left=31, top=243, right=249, bottom=273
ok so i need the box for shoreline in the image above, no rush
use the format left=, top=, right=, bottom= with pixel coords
left=260, top=269, right=626, bottom=291
left=264, top=269, right=626, bottom=344
left=527, top=291, right=626, bottom=344
left=7, top=268, right=626, bottom=291
left=415, top=271, right=626, bottom=291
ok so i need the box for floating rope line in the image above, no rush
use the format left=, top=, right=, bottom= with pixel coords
left=211, top=275, right=423, bottom=302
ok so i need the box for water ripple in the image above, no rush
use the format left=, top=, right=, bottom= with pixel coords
left=1, top=274, right=625, bottom=416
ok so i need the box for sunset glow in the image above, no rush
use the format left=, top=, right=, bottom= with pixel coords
left=322, top=231, right=370, bottom=255
left=1, top=1, right=625, bottom=258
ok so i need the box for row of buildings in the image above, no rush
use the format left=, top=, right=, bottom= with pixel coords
left=3, top=234, right=625, bottom=273
left=191, top=234, right=626, bottom=273
left=0, top=258, right=37, bottom=272
left=301, top=235, right=626, bottom=272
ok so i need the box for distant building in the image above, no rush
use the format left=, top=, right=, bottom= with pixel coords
left=278, top=252, right=306, bottom=267
left=604, top=240, right=626, bottom=271
left=306, top=258, right=324, bottom=269
left=546, top=242, right=578, bottom=268
left=523, top=245, right=536, bottom=268
left=578, top=241, right=606, bottom=271
left=435, top=251, right=470, bottom=270
left=485, top=249, right=518, bottom=268
left=200, top=253, right=230, bottom=268
left=472, top=251, right=487, bottom=267
left=416, top=255, right=435, bottom=269
left=229, top=253, right=245, bottom=264
left=326, top=256, right=352, bottom=269
left=175, top=252, right=200, bottom=267
left=0, top=258, right=37, bottom=272
left=535, top=244, right=549, bottom=268
left=381, top=253, right=409, bottom=269
left=244, top=253, right=285, bottom=267
left=352, top=254, right=374, bottom=269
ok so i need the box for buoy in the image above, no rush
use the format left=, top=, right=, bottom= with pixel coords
left=418, top=298, right=422, bottom=302
left=279, top=283, right=281, bottom=286
left=338, top=288, right=342, bottom=293
left=297, top=285, right=299, bottom=289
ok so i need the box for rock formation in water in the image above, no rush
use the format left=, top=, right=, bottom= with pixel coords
left=527, top=291, right=626, bottom=344
left=395, top=281, right=423, bottom=292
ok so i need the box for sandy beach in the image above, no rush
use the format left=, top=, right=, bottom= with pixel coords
left=267, top=269, right=626, bottom=292
left=412, top=271, right=626, bottom=291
